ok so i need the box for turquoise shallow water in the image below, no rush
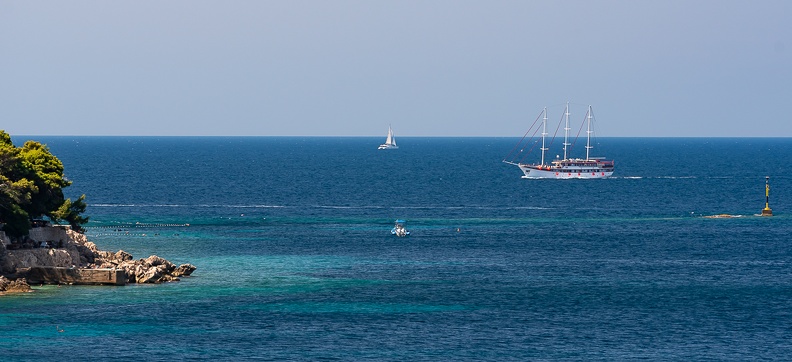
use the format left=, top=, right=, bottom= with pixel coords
left=2, top=137, right=792, bottom=360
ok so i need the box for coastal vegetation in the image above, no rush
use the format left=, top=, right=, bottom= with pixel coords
left=0, top=130, right=88, bottom=238
left=0, top=131, right=195, bottom=291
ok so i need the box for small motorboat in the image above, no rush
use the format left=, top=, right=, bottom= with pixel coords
left=391, top=219, right=410, bottom=237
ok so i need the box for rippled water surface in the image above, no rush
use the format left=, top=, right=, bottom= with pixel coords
left=2, top=137, right=792, bottom=360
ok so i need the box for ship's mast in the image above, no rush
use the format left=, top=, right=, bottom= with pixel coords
left=585, top=105, right=593, bottom=161
left=563, top=102, right=571, bottom=160
left=540, top=108, right=548, bottom=166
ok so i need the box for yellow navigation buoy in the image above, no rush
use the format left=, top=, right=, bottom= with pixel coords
left=761, top=176, right=773, bottom=216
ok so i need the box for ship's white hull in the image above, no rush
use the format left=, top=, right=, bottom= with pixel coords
left=518, top=164, right=613, bottom=179
left=378, top=144, right=398, bottom=150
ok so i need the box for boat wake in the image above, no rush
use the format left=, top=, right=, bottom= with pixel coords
left=608, top=176, right=699, bottom=180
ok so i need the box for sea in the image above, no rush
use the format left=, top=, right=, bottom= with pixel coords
left=2, top=136, right=792, bottom=361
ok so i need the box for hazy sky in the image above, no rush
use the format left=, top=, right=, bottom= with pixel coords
left=1, top=1, right=790, bottom=137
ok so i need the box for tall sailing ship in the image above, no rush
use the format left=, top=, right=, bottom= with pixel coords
left=503, top=102, right=614, bottom=179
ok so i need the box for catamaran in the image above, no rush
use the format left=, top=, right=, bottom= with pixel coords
left=378, top=125, right=399, bottom=150
left=503, top=102, right=614, bottom=179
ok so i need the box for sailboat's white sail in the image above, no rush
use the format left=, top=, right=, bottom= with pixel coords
left=378, top=126, right=399, bottom=149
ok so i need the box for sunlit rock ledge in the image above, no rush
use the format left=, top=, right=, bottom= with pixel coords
left=0, top=226, right=195, bottom=292
left=0, top=275, right=32, bottom=294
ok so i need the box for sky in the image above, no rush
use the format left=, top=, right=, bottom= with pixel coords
left=1, top=0, right=790, bottom=137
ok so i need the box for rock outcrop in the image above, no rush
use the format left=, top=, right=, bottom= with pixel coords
left=0, top=275, right=32, bottom=293
left=0, top=227, right=195, bottom=286
left=106, top=254, right=196, bottom=283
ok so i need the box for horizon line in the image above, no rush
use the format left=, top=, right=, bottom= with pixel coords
left=11, top=134, right=792, bottom=139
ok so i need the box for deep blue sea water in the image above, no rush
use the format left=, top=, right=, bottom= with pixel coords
left=2, top=137, right=792, bottom=361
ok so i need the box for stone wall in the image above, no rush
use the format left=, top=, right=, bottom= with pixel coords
left=28, top=226, right=70, bottom=244
left=24, top=267, right=126, bottom=286
left=1, top=247, right=81, bottom=272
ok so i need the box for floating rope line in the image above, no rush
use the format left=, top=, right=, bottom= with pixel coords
left=87, top=233, right=170, bottom=237
left=85, top=223, right=190, bottom=229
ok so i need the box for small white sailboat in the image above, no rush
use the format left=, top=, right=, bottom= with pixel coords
left=378, top=125, right=399, bottom=150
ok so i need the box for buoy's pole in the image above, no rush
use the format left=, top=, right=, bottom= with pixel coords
left=762, top=176, right=773, bottom=216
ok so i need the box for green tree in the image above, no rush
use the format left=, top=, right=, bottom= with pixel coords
left=0, top=134, right=33, bottom=237
left=0, top=130, right=89, bottom=238
left=53, top=194, right=90, bottom=232
left=18, top=140, right=71, bottom=221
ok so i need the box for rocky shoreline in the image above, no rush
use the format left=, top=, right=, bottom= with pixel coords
left=0, top=226, right=195, bottom=294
